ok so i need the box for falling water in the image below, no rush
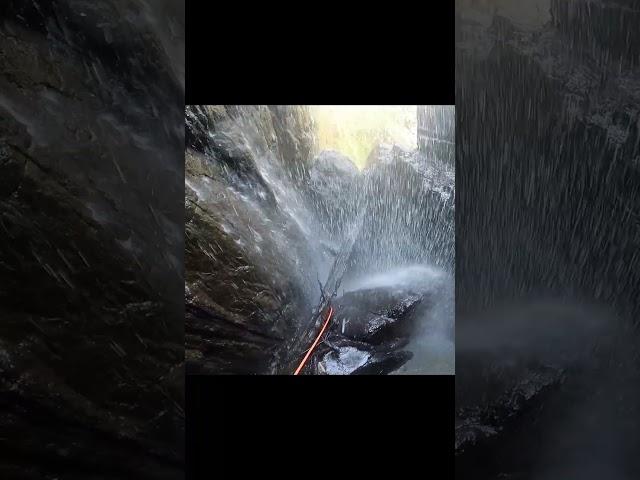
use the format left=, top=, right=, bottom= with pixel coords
left=185, top=104, right=454, bottom=374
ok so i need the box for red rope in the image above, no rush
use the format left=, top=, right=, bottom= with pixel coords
left=293, top=306, right=334, bottom=375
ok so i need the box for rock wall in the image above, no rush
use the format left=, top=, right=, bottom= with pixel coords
left=185, top=105, right=318, bottom=374
left=456, top=0, right=640, bottom=477
left=456, top=0, right=640, bottom=318
left=0, top=1, right=184, bottom=478
left=418, top=105, right=455, bottom=169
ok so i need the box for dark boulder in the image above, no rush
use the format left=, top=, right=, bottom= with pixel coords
left=330, top=287, right=425, bottom=344
left=352, top=350, right=414, bottom=375
left=315, top=342, right=414, bottom=376
left=307, top=149, right=361, bottom=240
left=302, top=286, right=426, bottom=375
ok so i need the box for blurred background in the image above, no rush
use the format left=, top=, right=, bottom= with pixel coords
left=456, top=0, right=640, bottom=478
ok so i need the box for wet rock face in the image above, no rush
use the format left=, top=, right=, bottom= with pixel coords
left=366, top=143, right=412, bottom=166
left=418, top=105, right=455, bottom=169
left=456, top=0, right=640, bottom=318
left=344, top=146, right=454, bottom=275
left=186, top=105, right=316, bottom=188
left=0, top=1, right=184, bottom=478
left=305, top=135, right=455, bottom=276
left=331, top=288, right=424, bottom=344
left=185, top=105, right=318, bottom=375
left=308, top=149, right=361, bottom=239
left=312, top=150, right=360, bottom=177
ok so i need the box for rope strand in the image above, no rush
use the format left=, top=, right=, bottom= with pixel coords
left=293, top=306, right=334, bottom=375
